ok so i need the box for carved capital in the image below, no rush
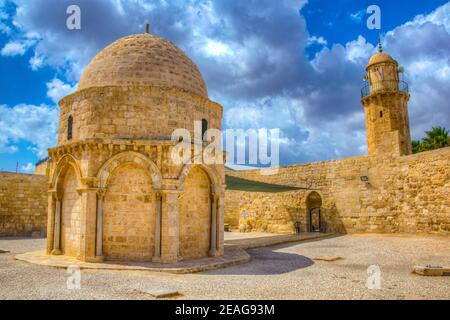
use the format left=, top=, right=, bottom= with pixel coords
left=81, top=177, right=99, bottom=188
left=97, top=188, right=107, bottom=199
left=76, top=187, right=99, bottom=195
left=160, top=189, right=182, bottom=201
left=210, top=192, right=220, bottom=202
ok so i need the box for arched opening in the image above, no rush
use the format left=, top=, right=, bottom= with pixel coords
left=179, top=166, right=211, bottom=259
left=102, top=163, right=155, bottom=261
left=306, top=192, right=323, bottom=233
left=201, top=118, right=208, bottom=141
left=60, top=167, right=81, bottom=257
left=67, top=115, right=73, bottom=141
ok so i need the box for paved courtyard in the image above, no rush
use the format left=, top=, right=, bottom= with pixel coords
left=0, top=234, right=449, bottom=300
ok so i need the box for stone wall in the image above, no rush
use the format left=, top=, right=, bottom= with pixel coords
left=102, top=163, right=155, bottom=261
left=225, top=147, right=450, bottom=235
left=225, top=190, right=305, bottom=234
left=0, top=172, right=48, bottom=237
left=58, top=86, right=222, bottom=146
left=179, top=166, right=211, bottom=259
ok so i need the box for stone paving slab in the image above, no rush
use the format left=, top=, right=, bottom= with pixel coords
left=139, top=289, right=181, bottom=299
left=413, top=266, right=450, bottom=276
left=314, top=255, right=343, bottom=262
left=224, top=232, right=335, bottom=249
left=14, top=245, right=250, bottom=274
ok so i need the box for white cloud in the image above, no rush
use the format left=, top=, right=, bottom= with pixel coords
left=0, top=104, right=58, bottom=158
left=203, top=40, right=233, bottom=57
left=344, top=35, right=374, bottom=63
left=29, top=53, right=44, bottom=70
left=1, top=0, right=449, bottom=165
left=20, top=162, right=35, bottom=173
left=349, top=10, right=365, bottom=23
left=46, top=78, right=76, bottom=103
left=307, top=36, right=327, bottom=46
left=402, top=1, right=450, bottom=32
left=1, top=41, right=26, bottom=56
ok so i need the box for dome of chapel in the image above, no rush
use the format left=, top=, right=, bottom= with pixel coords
left=78, top=34, right=208, bottom=98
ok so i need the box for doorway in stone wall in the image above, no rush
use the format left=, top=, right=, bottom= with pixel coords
left=309, top=208, right=321, bottom=232
left=306, top=192, right=323, bottom=233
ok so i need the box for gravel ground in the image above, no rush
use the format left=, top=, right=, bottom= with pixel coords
left=0, top=234, right=449, bottom=300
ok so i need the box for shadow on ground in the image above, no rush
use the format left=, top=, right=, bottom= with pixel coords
left=204, top=234, right=348, bottom=275
left=204, top=247, right=314, bottom=275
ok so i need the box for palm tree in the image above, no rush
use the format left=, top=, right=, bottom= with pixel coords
left=422, top=126, right=449, bottom=150
left=412, top=126, right=449, bottom=153
left=412, top=140, right=422, bottom=154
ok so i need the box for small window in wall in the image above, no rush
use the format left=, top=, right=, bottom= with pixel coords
left=67, top=115, right=73, bottom=140
left=380, top=111, right=383, bottom=118
left=201, top=118, right=208, bottom=141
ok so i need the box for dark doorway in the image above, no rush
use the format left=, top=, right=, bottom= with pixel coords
left=309, top=208, right=321, bottom=232
left=306, top=192, right=323, bottom=233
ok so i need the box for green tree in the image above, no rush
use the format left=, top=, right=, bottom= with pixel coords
left=412, top=140, right=422, bottom=154
left=412, top=126, right=449, bottom=154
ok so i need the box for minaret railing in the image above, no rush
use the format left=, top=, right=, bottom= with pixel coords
left=361, top=80, right=408, bottom=99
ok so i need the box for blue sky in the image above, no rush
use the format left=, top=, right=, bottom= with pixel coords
left=0, top=0, right=449, bottom=172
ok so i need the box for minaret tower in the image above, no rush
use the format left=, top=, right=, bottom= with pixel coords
left=361, top=40, right=412, bottom=156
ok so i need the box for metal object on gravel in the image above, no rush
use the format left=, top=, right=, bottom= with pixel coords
left=0, top=249, right=10, bottom=254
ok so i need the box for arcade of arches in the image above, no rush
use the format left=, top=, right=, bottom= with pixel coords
left=48, top=153, right=224, bottom=263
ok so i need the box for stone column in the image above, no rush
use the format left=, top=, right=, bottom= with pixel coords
left=77, top=188, right=98, bottom=262
left=51, top=196, right=62, bottom=255
left=95, top=189, right=106, bottom=259
left=152, top=191, right=162, bottom=262
left=216, top=189, right=225, bottom=256
left=160, top=190, right=181, bottom=263
left=46, top=191, right=57, bottom=255
left=209, top=192, right=218, bottom=257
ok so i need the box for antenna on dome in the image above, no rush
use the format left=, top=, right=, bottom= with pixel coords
left=145, top=22, right=150, bottom=34
left=378, top=35, right=383, bottom=53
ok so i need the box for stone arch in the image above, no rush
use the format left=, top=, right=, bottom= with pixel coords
left=51, top=154, right=82, bottom=198
left=179, top=165, right=212, bottom=259
left=177, top=163, right=221, bottom=190
left=306, top=191, right=323, bottom=232
left=306, top=191, right=323, bottom=208
left=96, top=151, right=162, bottom=190
left=101, top=162, right=156, bottom=261
left=60, top=166, right=82, bottom=257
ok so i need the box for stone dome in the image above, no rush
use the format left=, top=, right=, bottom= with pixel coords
left=78, top=34, right=208, bottom=97
left=366, top=52, right=397, bottom=69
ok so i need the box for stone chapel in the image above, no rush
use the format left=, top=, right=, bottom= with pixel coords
left=45, top=29, right=225, bottom=263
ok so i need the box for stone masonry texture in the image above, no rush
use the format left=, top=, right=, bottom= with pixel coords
left=225, top=147, right=450, bottom=235
left=0, top=173, right=47, bottom=236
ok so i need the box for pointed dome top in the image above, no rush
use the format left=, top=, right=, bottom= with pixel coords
left=367, top=52, right=396, bottom=66
left=366, top=38, right=397, bottom=69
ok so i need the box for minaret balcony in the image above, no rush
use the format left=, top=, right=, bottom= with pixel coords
left=361, top=80, right=409, bottom=99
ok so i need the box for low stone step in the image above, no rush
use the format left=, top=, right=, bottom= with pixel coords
left=141, top=289, right=181, bottom=299
left=314, top=256, right=343, bottom=262
left=413, top=266, right=450, bottom=276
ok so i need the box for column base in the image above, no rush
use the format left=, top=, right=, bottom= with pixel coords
left=85, top=256, right=105, bottom=263
left=51, top=249, right=62, bottom=256
left=152, top=256, right=162, bottom=263
left=159, top=255, right=183, bottom=264
left=209, top=249, right=220, bottom=257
